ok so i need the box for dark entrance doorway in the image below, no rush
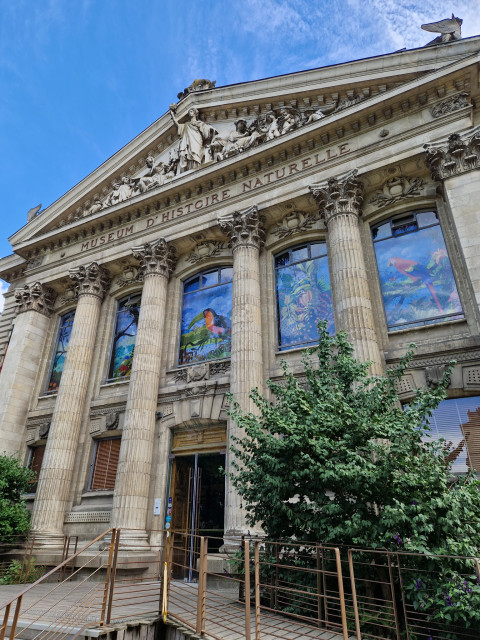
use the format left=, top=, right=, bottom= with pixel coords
left=169, top=451, right=225, bottom=580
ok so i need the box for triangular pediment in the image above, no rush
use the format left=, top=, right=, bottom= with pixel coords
left=9, top=36, right=480, bottom=253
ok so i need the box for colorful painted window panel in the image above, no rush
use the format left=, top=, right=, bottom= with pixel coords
left=179, top=267, right=232, bottom=365
left=47, top=311, right=75, bottom=393
left=276, top=242, right=334, bottom=351
left=108, top=294, right=141, bottom=380
left=373, top=212, right=463, bottom=331
left=424, top=397, right=480, bottom=474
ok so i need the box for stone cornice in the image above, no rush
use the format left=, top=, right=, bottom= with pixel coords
left=218, top=205, right=266, bottom=251
left=69, top=262, right=110, bottom=300
left=14, top=282, right=56, bottom=317
left=310, top=169, right=363, bottom=223
left=132, top=238, right=177, bottom=279
left=424, top=125, right=480, bottom=181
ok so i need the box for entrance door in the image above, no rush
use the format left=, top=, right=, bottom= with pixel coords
left=169, top=452, right=225, bottom=580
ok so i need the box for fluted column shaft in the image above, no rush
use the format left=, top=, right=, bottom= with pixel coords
left=31, top=264, right=109, bottom=543
left=0, top=283, right=55, bottom=455
left=219, top=206, right=265, bottom=540
left=111, top=239, right=176, bottom=539
left=310, top=170, right=384, bottom=375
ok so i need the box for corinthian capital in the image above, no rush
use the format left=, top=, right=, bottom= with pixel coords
left=424, top=126, right=480, bottom=181
left=309, top=169, right=363, bottom=224
left=132, top=238, right=177, bottom=278
left=69, top=262, right=110, bottom=300
left=15, top=282, right=56, bottom=317
left=218, top=205, right=265, bottom=250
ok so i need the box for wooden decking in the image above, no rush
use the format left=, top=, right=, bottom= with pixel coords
left=0, top=579, right=347, bottom=640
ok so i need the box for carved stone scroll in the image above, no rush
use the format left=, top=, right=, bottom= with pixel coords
left=14, top=282, right=56, bottom=317
left=132, top=238, right=177, bottom=279
left=430, top=92, right=470, bottom=118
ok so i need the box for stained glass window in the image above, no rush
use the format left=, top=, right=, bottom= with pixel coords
left=46, top=311, right=75, bottom=393
left=372, top=211, right=463, bottom=331
left=107, top=294, right=141, bottom=381
left=275, top=242, right=334, bottom=351
left=179, top=267, right=232, bottom=365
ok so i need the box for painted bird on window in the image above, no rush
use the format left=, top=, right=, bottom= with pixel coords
left=188, top=308, right=231, bottom=338
left=387, top=257, right=443, bottom=312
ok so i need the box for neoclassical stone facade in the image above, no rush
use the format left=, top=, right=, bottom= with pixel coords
left=1, top=33, right=480, bottom=557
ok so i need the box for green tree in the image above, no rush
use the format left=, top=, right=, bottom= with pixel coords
left=0, top=455, right=34, bottom=541
left=228, top=322, right=480, bottom=556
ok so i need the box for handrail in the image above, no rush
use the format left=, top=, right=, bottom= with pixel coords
left=0, top=528, right=114, bottom=611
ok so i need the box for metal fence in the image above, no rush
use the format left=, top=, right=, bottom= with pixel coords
left=0, top=529, right=479, bottom=640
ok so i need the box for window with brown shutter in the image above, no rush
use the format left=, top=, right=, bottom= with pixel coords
left=90, top=438, right=121, bottom=491
left=28, top=445, right=46, bottom=493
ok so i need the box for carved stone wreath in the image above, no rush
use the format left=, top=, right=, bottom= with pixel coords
left=186, top=240, right=225, bottom=265
left=272, top=210, right=317, bottom=238
left=369, top=177, right=425, bottom=208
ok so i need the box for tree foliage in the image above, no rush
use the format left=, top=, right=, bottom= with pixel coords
left=0, top=455, right=34, bottom=541
left=228, top=322, right=480, bottom=557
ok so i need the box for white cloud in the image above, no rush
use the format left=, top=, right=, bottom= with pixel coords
left=0, top=281, right=9, bottom=314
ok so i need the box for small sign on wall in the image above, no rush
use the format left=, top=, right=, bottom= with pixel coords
left=153, top=498, right=161, bottom=516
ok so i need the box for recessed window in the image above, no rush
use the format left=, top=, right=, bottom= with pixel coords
left=179, top=267, right=232, bottom=365
left=46, top=311, right=75, bottom=393
left=27, top=445, right=46, bottom=493
left=107, top=294, right=141, bottom=381
left=423, top=397, right=480, bottom=474
left=372, top=211, right=463, bottom=331
left=275, top=241, right=334, bottom=351
left=89, top=438, right=121, bottom=491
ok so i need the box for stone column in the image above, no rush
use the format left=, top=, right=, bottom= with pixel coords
left=110, top=239, right=176, bottom=545
left=0, top=283, right=55, bottom=455
left=218, top=205, right=265, bottom=543
left=424, top=127, right=480, bottom=312
left=310, top=170, right=384, bottom=375
left=30, top=263, right=110, bottom=545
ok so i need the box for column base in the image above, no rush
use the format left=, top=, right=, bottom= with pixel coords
left=116, top=529, right=151, bottom=550
left=29, top=531, right=66, bottom=550
left=220, top=528, right=263, bottom=554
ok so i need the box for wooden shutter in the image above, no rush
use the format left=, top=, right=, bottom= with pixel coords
left=90, top=438, right=121, bottom=491
left=28, top=445, right=46, bottom=492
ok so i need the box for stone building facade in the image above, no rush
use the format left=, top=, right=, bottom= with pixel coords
left=1, top=33, right=480, bottom=555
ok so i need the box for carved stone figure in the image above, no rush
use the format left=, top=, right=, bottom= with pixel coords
left=169, top=106, right=218, bottom=174
left=88, top=199, right=103, bottom=216
left=133, top=156, right=165, bottom=194
left=430, top=92, right=470, bottom=118
left=212, top=119, right=262, bottom=160
left=264, top=111, right=281, bottom=140
left=177, top=78, right=216, bottom=100
left=421, top=14, right=462, bottom=46
left=278, top=107, right=297, bottom=135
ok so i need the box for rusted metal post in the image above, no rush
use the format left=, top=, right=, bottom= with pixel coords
left=254, top=541, right=261, bottom=640
left=0, top=603, right=11, bottom=640
left=387, top=553, right=401, bottom=640
left=322, top=547, right=329, bottom=625
left=105, top=528, right=121, bottom=625
left=100, top=529, right=117, bottom=626
left=347, top=549, right=361, bottom=639
left=8, top=595, right=22, bottom=640
left=244, top=539, right=251, bottom=640
left=316, top=546, right=324, bottom=628
left=196, top=536, right=207, bottom=636
left=334, top=548, right=348, bottom=640
left=396, top=554, right=410, bottom=640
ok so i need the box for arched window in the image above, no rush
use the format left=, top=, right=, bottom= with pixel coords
left=372, top=211, right=463, bottom=331
left=46, top=310, right=75, bottom=393
left=107, top=293, right=141, bottom=381
left=275, top=241, right=334, bottom=351
left=179, top=266, right=232, bottom=365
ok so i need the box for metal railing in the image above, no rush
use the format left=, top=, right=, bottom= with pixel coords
left=1, top=529, right=479, bottom=640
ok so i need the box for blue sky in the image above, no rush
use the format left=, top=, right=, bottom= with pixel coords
left=1, top=0, right=479, bottom=309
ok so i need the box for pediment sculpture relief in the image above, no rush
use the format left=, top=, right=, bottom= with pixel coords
left=59, top=91, right=369, bottom=228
